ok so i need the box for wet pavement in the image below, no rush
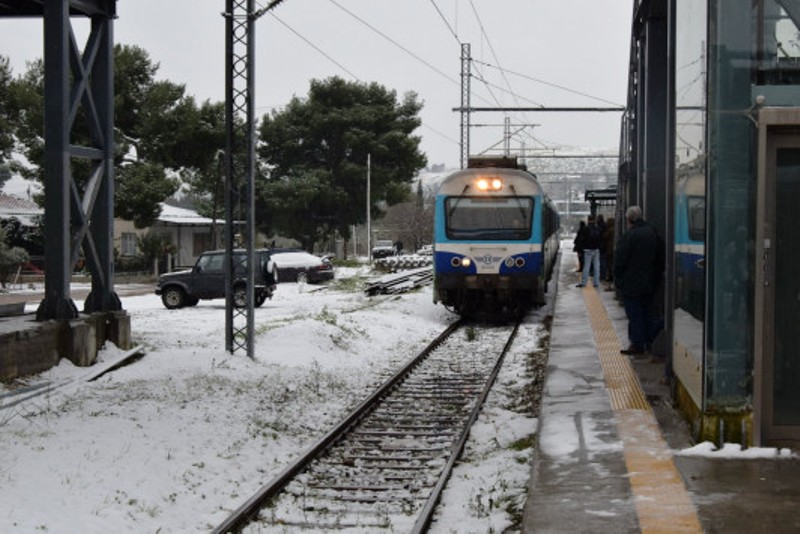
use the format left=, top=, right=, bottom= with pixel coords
left=523, top=255, right=800, bottom=533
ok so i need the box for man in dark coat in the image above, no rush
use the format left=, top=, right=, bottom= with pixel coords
left=577, top=215, right=602, bottom=288
left=573, top=220, right=587, bottom=272
left=614, top=205, right=661, bottom=355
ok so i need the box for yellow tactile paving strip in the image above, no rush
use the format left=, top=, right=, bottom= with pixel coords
left=581, top=286, right=703, bottom=533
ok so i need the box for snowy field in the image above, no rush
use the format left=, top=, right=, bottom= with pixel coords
left=0, top=268, right=551, bottom=532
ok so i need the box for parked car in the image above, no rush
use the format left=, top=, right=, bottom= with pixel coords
left=155, top=249, right=276, bottom=309
left=371, top=239, right=396, bottom=259
left=271, top=250, right=334, bottom=283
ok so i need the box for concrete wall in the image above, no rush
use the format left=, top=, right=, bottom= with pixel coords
left=0, top=311, right=131, bottom=382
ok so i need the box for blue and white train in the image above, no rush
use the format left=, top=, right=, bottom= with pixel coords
left=675, top=170, right=705, bottom=320
left=432, top=157, right=560, bottom=316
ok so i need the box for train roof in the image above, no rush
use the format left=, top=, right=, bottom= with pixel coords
left=436, top=167, right=545, bottom=196
left=466, top=155, right=522, bottom=169
left=678, top=172, right=705, bottom=196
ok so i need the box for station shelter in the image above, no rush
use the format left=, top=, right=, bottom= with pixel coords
left=622, top=0, right=800, bottom=447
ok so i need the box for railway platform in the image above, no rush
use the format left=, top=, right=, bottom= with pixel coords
left=522, top=251, right=800, bottom=533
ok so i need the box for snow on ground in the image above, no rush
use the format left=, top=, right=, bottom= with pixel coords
left=676, top=442, right=795, bottom=459
left=0, top=269, right=548, bottom=533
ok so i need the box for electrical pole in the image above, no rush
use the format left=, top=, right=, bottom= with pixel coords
left=223, top=0, right=286, bottom=357
left=366, top=153, right=372, bottom=263
left=460, top=43, right=471, bottom=169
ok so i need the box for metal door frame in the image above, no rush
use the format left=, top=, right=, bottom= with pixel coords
left=754, top=107, right=800, bottom=446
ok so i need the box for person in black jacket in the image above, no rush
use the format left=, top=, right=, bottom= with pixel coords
left=576, top=215, right=602, bottom=288
left=614, top=206, right=661, bottom=355
left=573, top=221, right=587, bottom=272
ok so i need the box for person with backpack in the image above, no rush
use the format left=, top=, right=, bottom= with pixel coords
left=576, top=214, right=602, bottom=288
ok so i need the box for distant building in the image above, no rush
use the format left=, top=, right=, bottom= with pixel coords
left=0, top=193, right=222, bottom=270
left=0, top=192, right=41, bottom=228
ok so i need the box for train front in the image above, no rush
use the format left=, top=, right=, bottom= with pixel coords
left=432, top=167, right=544, bottom=316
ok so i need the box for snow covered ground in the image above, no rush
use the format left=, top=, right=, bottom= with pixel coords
left=2, top=256, right=793, bottom=533
left=0, top=267, right=550, bottom=532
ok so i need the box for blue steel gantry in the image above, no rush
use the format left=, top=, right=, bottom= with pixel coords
left=1, top=0, right=121, bottom=320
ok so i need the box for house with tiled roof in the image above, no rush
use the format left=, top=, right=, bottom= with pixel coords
left=0, top=191, right=222, bottom=270
left=0, top=192, right=42, bottom=227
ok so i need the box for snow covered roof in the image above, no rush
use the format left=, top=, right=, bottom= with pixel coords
left=156, top=203, right=218, bottom=225
left=0, top=196, right=218, bottom=228
left=0, top=193, right=42, bottom=226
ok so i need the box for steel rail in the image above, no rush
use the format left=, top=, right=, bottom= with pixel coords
left=411, top=320, right=522, bottom=533
left=212, top=318, right=464, bottom=534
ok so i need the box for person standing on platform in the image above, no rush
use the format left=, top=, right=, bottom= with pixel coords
left=573, top=220, right=587, bottom=273
left=602, top=217, right=616, bottom=288
left=576, top=215, right=602, bottom=288
left=596, top=213, right=608, bottom=280
left=614, top=205, right=661, bottom=355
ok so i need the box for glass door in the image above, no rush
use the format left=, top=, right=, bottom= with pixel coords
left=761, top=132, right=800, bottom=445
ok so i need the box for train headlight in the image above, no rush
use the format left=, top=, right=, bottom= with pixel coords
left=476, top=177, right=503, bottom=191
left=451, top=256, right=471, bottom=268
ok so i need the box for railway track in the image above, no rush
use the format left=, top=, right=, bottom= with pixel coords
left=214, top=319, right=521, bottom=533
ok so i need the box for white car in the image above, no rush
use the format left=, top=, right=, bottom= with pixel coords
left=271, top=250, right=334, bottom=283
left=371, top=240, right=396, bottom=259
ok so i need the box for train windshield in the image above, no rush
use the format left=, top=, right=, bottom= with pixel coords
left=687, top=195, right=705, bottom=242
left=445, top=196, right=533, bottom=240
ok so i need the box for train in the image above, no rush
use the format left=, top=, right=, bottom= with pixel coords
left=674, top=169, right=705, bottom=321
left=432, top=156, right=560, bottom=316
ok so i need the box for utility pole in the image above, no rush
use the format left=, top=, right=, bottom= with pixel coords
left=223, top=0, right=286, bottom=357
left=460, top=43, right=471, bottom=169
left=503, top=117, right=511, bottom=156
left=366, top=153, right=372, bottom=263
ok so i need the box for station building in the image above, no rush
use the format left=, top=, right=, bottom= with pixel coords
left=622, top=0, right=800, bottom=446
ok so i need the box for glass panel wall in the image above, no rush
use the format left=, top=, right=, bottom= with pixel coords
left=703, top=0, right=800, bottom=409
left=705, top=0, right=757, bottom=409
left=673, top=0, right=707, bottom=391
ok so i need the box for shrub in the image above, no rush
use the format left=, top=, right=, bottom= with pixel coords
left=0, top=225, right=29, bottom=287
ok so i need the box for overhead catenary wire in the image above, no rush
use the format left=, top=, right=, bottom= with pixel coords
left=467, top=0, right=525, bottom=111
left=255, top=1, right=618, bottom=157
left=473, top=59, right=625, bottom=107
left=270, top=0, right=472, bottom=149
left=252, top=0, right=288, bottom=20
left=428, top=0, right=460, bottom=44
left=326, top=0, right=459, bottom=87
left=257, top=8, right=460, bottom=147
left=270, top=13, right=361, bottom=80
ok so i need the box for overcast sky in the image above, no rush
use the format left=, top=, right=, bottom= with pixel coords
left=0, top=0, right=632, bottom=168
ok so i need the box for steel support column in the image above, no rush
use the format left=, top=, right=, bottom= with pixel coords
left=224, top=0, right=256, bottom=357
left=460, top=43, right=471, bottom=169
left=37, top=0, right=120, bottom=321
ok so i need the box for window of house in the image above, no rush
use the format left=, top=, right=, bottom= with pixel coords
left=121, top=232, right=137, bottom=256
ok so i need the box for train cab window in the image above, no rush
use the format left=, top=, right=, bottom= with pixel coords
left=445, top=196, right=533, bottom=240
left=687, top=196, right=705, bottom=242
